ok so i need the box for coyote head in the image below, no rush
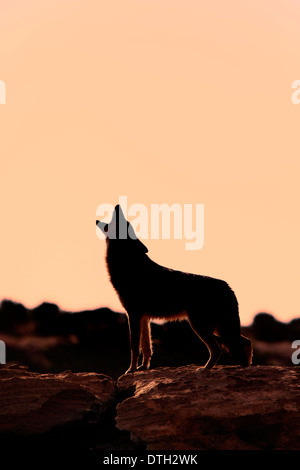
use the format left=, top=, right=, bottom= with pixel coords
left=96, top=205, right=148, bottom=254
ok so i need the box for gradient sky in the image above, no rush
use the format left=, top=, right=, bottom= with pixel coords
left=0, top=0, right=299, bottom=325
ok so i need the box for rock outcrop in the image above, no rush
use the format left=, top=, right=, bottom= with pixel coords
left=117, top=365, right=300, bottom=450
left=0, top=364, right=116, bottom=436
left=0, top=364, right=299, bottom=457
left=0, top=364, right=122, bottom=464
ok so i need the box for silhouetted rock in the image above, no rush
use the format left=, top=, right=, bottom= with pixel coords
left=116, top=365, right=300, bottom=450
left=252, top=313, right=288, bottom=342
left=31, top=302, right=60, bottom=335
left=0, top=300, right=29, bottom=334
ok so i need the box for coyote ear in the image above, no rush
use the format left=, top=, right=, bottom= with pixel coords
left=114, top=204, right=125, bottom=219
left=96, top=220, right=107, bottom=232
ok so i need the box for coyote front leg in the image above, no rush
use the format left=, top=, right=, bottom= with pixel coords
left=137, top=316, right=152, bottom=371
left=125, top=314, right=141, bottom=374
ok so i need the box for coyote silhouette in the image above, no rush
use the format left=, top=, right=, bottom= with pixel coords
left=96, top=205, right=252, bottom=373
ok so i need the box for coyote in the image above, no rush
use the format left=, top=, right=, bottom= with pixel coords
left=96, top=205, right=252, bottom=373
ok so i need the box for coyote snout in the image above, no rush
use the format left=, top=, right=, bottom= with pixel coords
left=97, top=205, right=253, bottom=374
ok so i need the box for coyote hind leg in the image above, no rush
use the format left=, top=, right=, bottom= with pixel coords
left=218, top=332, right=251, bottom=367
left=217, top=313, right=252, bottom=367
left=189, top=318, right=222, bottom=369
left=137, top=316, right=152, bottom=371
left=201, top=333, right=223, bottom=369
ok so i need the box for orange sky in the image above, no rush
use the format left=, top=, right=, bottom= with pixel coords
left=0, top=0, right=299, bottom=325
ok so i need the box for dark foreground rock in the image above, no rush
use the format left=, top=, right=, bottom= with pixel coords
left=0, top=364, right=116, bottom=436
left=0, top=364, right=299, bottom=459
left=0, top=364, right=138, bottom=463
left=117, top=365, right=300, bottom=450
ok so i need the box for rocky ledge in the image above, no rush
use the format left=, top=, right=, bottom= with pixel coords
left=0, top=364, right=116, bottom=436
left=0, top=364, right=299, bottom=459
left=117, top=365, right=300, bottom=450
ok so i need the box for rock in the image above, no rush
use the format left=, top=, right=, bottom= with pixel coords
left=0, top=364, right=116, bottom=436
left=116, top=365, right=300, bottom=450
left=1, top=363, right=300, bottom=454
